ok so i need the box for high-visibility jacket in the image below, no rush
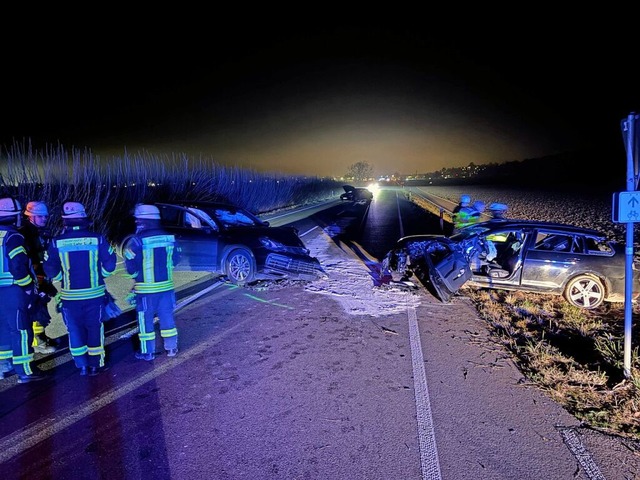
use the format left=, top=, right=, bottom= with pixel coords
left=44, top=225, right=116, bottom=301
left=453, top=206, right=477, bottom=231
left=0, top=225, right=34, bottom=289
left=122, top=227, right=180, bottom=294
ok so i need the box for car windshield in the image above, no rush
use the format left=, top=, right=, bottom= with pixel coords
left=200, top=206, right=261, bottom=228
left=450, top=224, right=494, bottom=241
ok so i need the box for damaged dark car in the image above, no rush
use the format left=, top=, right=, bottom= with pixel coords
left=382, top=219, right=640, bottom=309
left=127, top=202, right=326, bottom=285
left=340, top=185, right=373, bottom=203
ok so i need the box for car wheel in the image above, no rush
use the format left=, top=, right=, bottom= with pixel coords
left=225, top=248, right=255, bottom=285
left=563, top=274, right=605, bottom=309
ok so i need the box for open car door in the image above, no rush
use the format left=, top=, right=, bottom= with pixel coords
left=415, top=239, right=473, bottom=303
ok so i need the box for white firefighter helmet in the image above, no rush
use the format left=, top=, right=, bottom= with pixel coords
left=472, top=200, right=486, bottom=212
left=133, top=204, right=160, bottom=219
left=61, top=201, right=87, bottom=218
left=25, top=201, right=49, bottom=217
left=0, top=197, right=22, bottom=218
left=488, top=202, right=508, bottom=213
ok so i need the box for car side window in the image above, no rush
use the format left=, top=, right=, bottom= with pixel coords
left=534, top=233, right=572, bottom=252
left=184, top=212, right=202, bottom=229
left=585, top=236, right=613, bottom=254
left=158, top=205, right=181, bottom=227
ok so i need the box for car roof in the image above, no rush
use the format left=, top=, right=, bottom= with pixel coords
left=156, top=201, right=246, bottom=210
left=472, top=219, right=606, bottom=237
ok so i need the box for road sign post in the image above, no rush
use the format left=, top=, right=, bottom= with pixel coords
left=617, top=113, right=640, bottom=378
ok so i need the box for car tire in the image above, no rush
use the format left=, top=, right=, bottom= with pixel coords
left=225, top=248, right=255, bottom=285
left=563, top=274, right=606, bottom=309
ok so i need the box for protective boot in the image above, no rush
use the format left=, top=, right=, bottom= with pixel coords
left=33, top=334, right=57, bottom=354
left=0, top=359, right=15, bottom=379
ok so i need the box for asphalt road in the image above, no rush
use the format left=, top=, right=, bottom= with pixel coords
left=1, top=188, right=638, bottom=479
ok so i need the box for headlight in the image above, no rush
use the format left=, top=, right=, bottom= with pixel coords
left=260, top=236, right=286, bottom=251
left=260, top=236, right=310, bottom=255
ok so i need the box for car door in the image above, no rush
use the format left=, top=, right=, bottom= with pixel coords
left=425, top=240, right=473, bottom=303
left=520, top=230, right=579, bottom=291
left=469, top=229, right=527, bottom=288
left=157, top=204, right=220, bottom=272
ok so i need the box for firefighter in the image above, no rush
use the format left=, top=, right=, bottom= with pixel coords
left=19, top=201, right=59, bottom=354
left=0, top=197, right=47, bottom=383
left=452, top=194, right=476, bottom=233
left=488, top=202, right=509, bottom=219
left=44, top=202, right=117, bottom=376
left=122, top=204, right=181, bottom=361
left=468, top=200, right=486, bottom=226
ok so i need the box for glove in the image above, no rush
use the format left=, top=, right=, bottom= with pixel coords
left=39, top=278, right=58, bottom=297
left=54, top=293, right=63, bottom=313
left=126, top=292, right=137, bottom=307
left=103, top=290, right=122, bottom=319
left=38, top=291, right=52, bottom=304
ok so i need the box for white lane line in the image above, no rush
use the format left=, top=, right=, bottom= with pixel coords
left=299, top=225, right=319, bottom=237
left=559, top=428, right=607, bottom=480
left=408, top=306, right=442, bottom=480
left=396, top=191, right=405, bottom=238
left=0, top=315, right=248, bottom=465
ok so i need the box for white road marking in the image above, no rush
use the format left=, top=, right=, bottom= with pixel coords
left=559, top=428, right=607, bottom=480
left=407, top=306, right=442, bottom=480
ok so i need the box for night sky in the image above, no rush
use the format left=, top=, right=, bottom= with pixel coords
left=1, top=14, right=637, bottom=178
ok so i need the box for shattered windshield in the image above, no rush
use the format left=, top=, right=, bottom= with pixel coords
left=205, top=207, right=261, bottom=228
left=450, top=224, right=493, bottom=241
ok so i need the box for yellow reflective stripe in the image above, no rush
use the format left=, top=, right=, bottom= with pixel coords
left=14, top=275, right=33, bottom=287
left=133, top=280, right=174, bottom=293
left=59, top=285, right=106, bottom=300
left=70, top=345, right=89, bottom=357
left=88, top=346, right=105, bottom=356
left=8, top=245, right=27, bottom=258
left=160, top=328, right=177, bottom=338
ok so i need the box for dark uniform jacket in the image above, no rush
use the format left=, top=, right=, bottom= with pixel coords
left=122, top=226, right=180, bottom=294
left=0, top=225, right=34, bottom=289
left=44, top=224, right=117, bottom=301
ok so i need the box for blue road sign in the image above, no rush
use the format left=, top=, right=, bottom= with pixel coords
left=613, top=191, right=640, bottom=223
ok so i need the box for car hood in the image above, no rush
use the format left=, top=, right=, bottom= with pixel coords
left=342, top=185, right=355, bottom=193
left=224, top=225, right=306, bottom=248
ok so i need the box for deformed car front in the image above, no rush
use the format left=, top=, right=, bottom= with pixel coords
left=382, top=219, right=640, bottom=309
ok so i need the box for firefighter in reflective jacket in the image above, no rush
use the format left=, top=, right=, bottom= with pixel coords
left=0, top=197, right=47, bottom=383
left=452, top=194, right=476, bottom=233
left=122, top=204, right=181, bottom=361
left=19, top=201, right=59, bottom=354
left=44, top=202, right=117, bottom=376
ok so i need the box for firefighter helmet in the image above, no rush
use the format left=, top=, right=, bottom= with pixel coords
left=61, top=202, right=87, bottom=218
left=472, top=200, right=486, bottom=213
left=133, top=204, right=160, bottom=220
left=0, top=197, right=22, bottom=218
left=25, top=201, right=49, bottom=217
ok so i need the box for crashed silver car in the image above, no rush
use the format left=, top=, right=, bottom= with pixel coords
left=382, top=219, right=640, bottom=309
